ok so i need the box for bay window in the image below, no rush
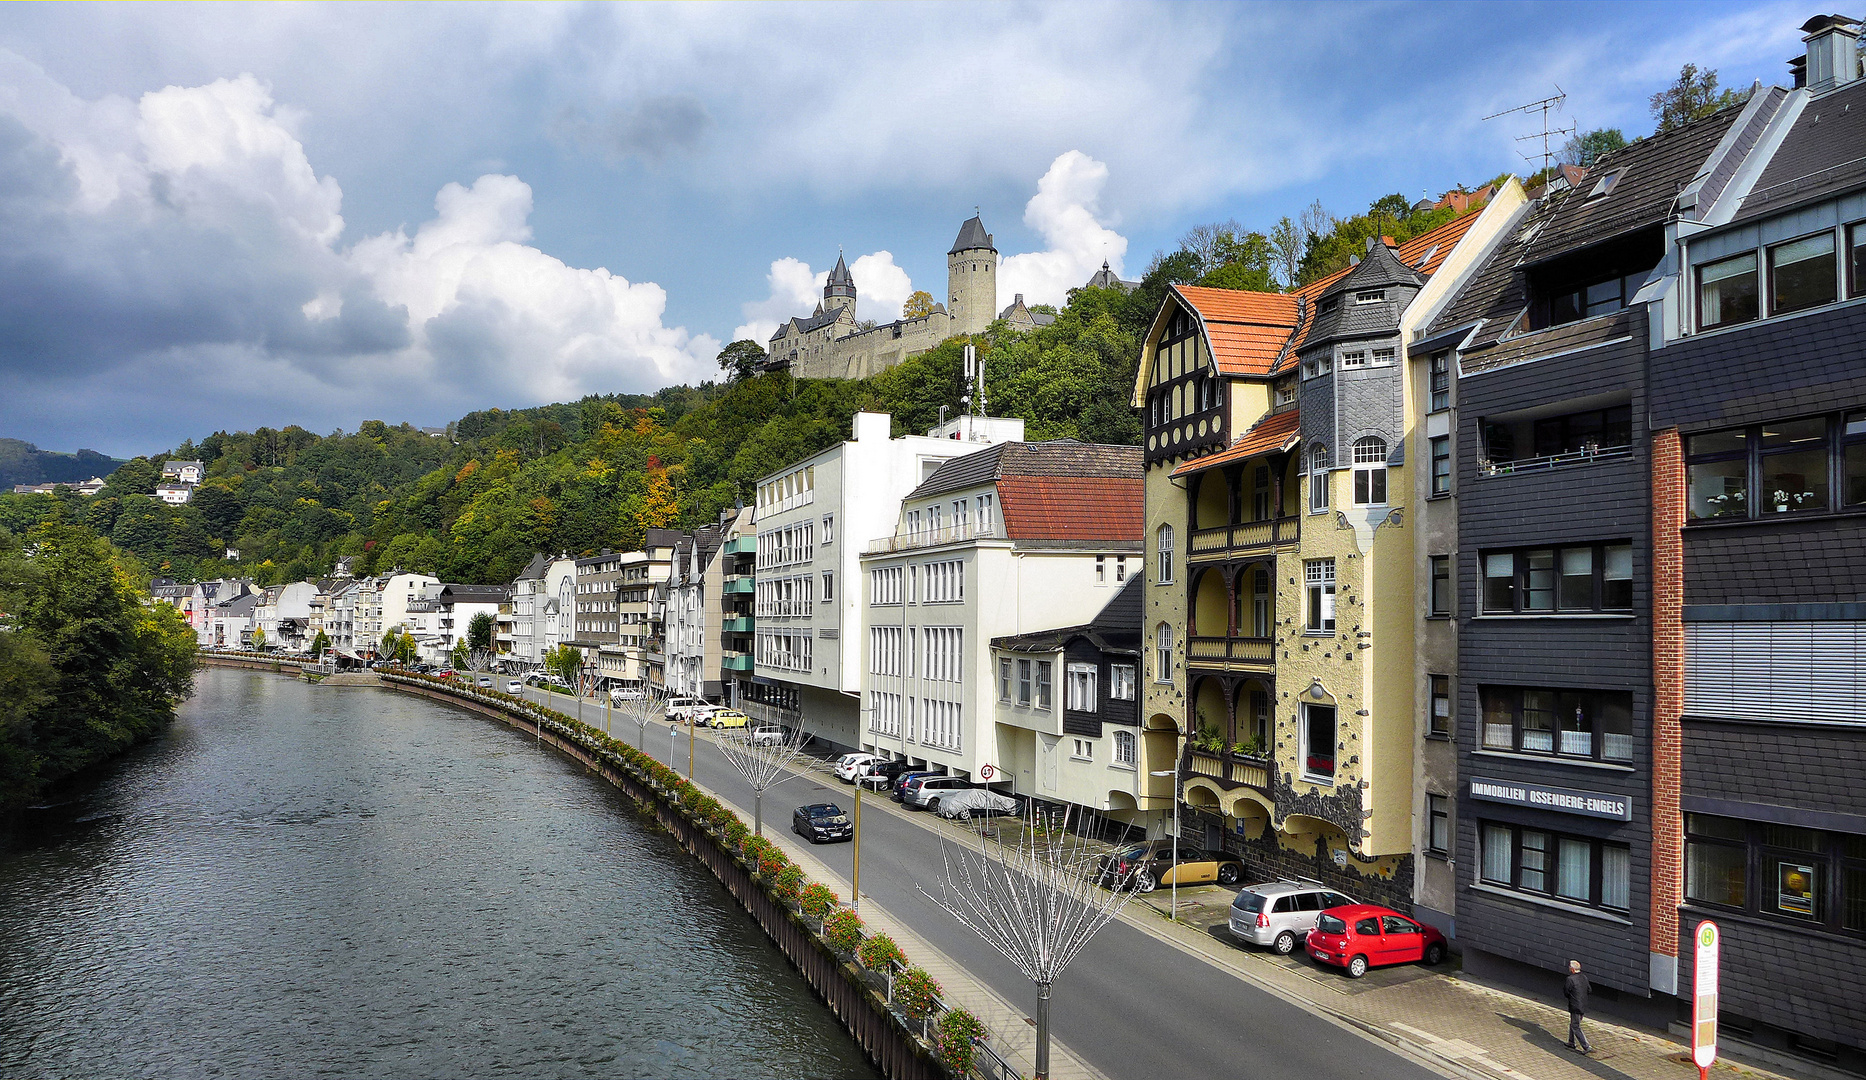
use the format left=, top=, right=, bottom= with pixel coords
left=1480, top=685, right=1634, bottom=763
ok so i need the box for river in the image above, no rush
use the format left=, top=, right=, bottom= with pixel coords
left=0, top=666, right=880, bottom=1079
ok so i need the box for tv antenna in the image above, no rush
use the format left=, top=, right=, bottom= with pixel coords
left=1483, top=87, right=1574, bottom=177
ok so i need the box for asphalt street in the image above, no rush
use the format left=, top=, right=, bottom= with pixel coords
left=520, top=687, right=1444, bottom=1080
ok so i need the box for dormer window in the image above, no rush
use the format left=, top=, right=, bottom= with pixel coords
left=1586, top=168, right=1626, bottom=200
left=1320, top=296, right=1341, bottom=314
left=1355, top=290, right=1386, bottom=304
left=1276, top=379, right=1297, bottom=405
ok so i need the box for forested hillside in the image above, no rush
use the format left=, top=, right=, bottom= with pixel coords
left=0, top=438, right=124, bottom=489
left=0, top=190, right=1483, bottom=587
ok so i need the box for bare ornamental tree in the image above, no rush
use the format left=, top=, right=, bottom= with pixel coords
left=918, top=805, right=1141, bottom=1080
left=621, top=683, right=668, bottom=752
left=712, top=721, right=812, bottom=836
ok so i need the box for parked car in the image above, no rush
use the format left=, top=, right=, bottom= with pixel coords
left=832, top=753, right=880, bottom=781
left=791, top=803, right=854, bottom=844
left=1094, top=839, right=1245, bottom=892
left=892, top=770, right=942, bottom=801
left=746, top=725, right=789, bottom=745
left=935, top=789, right=1022, bottom=820
left=666, top=696, right=714, bottom=724
left=708, top=709, right=750, bottom=729
left=609, top=687, right=645, bottom=703
left=902, top=775, right=973, bottom=812
left=476, top=675, right=494, bottom=688
left=1304, top=904, right=1447, bottom=978
left=1227, top=881, right=1357, bottom=954
left=437, top=669, right=457, bottom=679
left=504, top=678, right=524, bottom=694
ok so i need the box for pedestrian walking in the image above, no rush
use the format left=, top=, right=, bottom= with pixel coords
left=1563, top=959, right=1593, bottom=1054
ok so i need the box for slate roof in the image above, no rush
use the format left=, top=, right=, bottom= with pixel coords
left=1519, top=102, right=1743, bottom=265
left=1171, top=408, right=1301, bottom=477
left=438, top=584, right=509, bottom=604
left=515, top=552, right=550, bottom=581
left=771, top=306, right=849, bottom=341
left=826, top=252, right=853, bottom=286
left=1169, top=287, right=1302, bottom=378
left=1424, top=199, right=1551, bottom=348
left=1738, top=79, right=1866, bottom=219
left=908, top=440, right=1142, bottom=501
left=950, top=215, right=995, bottom=254
left=991, top=576, right=1142, bottom=654
left=1083, top=261, right=1138, bottom=293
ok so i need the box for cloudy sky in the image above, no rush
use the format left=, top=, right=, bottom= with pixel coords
left=0, top=0, right=1809, bottom=457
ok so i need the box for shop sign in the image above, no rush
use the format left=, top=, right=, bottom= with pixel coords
left=1467, top=777, right=1631, bottom=820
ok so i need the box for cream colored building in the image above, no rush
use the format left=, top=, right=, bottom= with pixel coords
left=1131, top=188, right=1522, bottom=906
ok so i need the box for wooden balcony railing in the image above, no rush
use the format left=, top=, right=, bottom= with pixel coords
left=1185, top=749, right=1270, bottom=792
left=1186, top=637, right=1274, bottom=667
left=1189, top=517, right=1299, bottom=559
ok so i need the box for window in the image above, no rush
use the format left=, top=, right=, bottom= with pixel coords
left=1770, top=232, right=1837, bottom=316
left=1688, top=415, right=1863, bottom=520
left=1115, top=557, right=1127, bottom=583
left=1067, top=663, right=1098, bottom=711
left=1305, top=559, right=1336, bottom=633
left=1308, top=444, right=1329, bottom=512
left=1852, top=223, right=1866, bottom=298
left=1155, top=623, right=1174, bottom=683
left=1111, top=663, right=1136, bottom=701
left=1479, top=821, right=1631, bottom=912
left=1429, top=353, right=1450, bottom=412
left=1156, top=525, right=1175, bottom=583
left=821, top=571, right=833, bottom=601
left=1251, top=465, right=1272, bottom=521
left=998, top=658, right=1013, bottom=702
left=1355, top=290, right=1385, bottom=304
left=1301, top=703, right=1336, bottom=782
left=1096, top=556, right=1106, bottom=585
left=1372, top=347, right=1395, bottom=365
left=1017, top=659, right=1032, bottom=705
left=1430, top=436, right=1451, bottom=495
left=1430, top=555, right=1452, bottom=616
left=1340, top=351, right=1366, bottom=368
left=1113, top=730, right=1137, bottom=766
left=1035, top=661, right=1052, bottom=710
left=1698, top=251, right=1760, bottom=329
left=1428, top=675, right=1452, bottom=737
left=1352, top=437, right=1387, bottom=504
left=1275, top=379, right=1296, bottom=406
left=1686, top=815, right=1866, bottom=933
left=1427, top=795, right=1451, bottom=855
left=1479, top=685, right=1634, bottom=763
left=1481, top=542, right=1632, bottom=614
left=1249, top=567, right=1272, bottom=637
left=1071, top=738, right=1093, bottom=761
left=977, top=494, right=994, bottom=532
left=822, top=514, right=834, bottom=543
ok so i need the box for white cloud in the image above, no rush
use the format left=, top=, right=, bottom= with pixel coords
left=847, top=252, right=913, bottom=322
left=999, top=151, right=1129, bottom=308
left=0, top=58, right=715, bottom=449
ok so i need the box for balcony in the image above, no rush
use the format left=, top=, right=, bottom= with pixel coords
left=722, top=615, right=753, bottom=634
left=1477, top=444, right=1632, bottom=478
left=1188, top=517, right=1299, bottom=562
left=1184, top=747, right=1271, bottom=793
left=722, top=652, right=753, bottom=672
left=1187, top=636, right=1274, bottom=672
left=722, top=535, right=754, bottom=556
left=866, top=521, right=991, bottom=555
left=723, top=576, right=755, bottom=595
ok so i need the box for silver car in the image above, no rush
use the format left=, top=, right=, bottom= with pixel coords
left=1227, top=881, right=1356, bottom=955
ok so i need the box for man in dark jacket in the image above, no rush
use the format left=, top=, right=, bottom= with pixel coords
left=1564, top=960, right=1593, bottom=1053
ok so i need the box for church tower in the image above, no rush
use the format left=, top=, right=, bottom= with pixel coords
left=823, top=252, right=856, bottom=317
left=946, top=215, right=997, bottom=337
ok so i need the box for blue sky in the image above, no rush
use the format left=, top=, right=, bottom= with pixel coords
left=0, top=0, right=1811, bottom=456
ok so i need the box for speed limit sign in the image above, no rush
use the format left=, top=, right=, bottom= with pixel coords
left=979, top=763, right=996, bottom=780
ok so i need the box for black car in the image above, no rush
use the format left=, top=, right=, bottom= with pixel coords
left=791, top=803, right=854, bottom=844
left=856, top=759, right=915, bottom=790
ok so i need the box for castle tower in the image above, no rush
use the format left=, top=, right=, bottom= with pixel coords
left=946, top=215, right=997, bottom=337
left=822, top=252, right=856, bottom=317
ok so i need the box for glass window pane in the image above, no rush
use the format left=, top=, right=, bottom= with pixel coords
left=1520, top=831, right=1548, bottom=891
left=1557, top=691, right=1594, bottom=757
left=1688, top=814, right=1748, bottom=841
left=1690, top=430, right=1749, bottom=457
left=1761, top=417, right=1828, bottom=451
left=1481, top=687, right=1514, bottom=749
left=1770, top=232, right=1837, bottom=315
left=1761, top=449, right=1828, bottom=514
left=1557, top=838, right=1593, bottom=900
left=1602, top=544, right=1632, bottom=610
left=1765, top=854, right=1825, bottom=921
left=1522, top=690, right=1555, bottom=752
left=1550, top=289, right=1583, bottom=325
left=1687, top=841, right=1747, bottom=906
left=1484, top=553, right=1517, bottom=612
left=1602, top=845, right=1630, bottom=909
left=1700, top=252, right=1759, bottom=329
left=1844, top=864, right=1866, bottom=932
left=1559, top=547, right=1595, bottom=610
left=1848, top=441, right=1866, bottom=507
left=1584, top=278, right=1622, bottom=316
left=1763, top=823, right=1821, bottom=852
left=1601, top=405, right=1632, bottom=448
left=1482, top=824, right=1513, bottom=883
left=1524, top=549, right=1555, bottom=611
left=1689, top=459, right=1750, bottom=519
left=1599, top=693, right=1634, bottom=762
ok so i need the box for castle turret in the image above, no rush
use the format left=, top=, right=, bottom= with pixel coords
left=946, top=215, right=997, bottom=337
left=823, top=252, right=856, bottom=316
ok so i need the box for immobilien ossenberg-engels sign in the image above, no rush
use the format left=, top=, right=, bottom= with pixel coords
left=1467, top=777, right=1632, bottom=821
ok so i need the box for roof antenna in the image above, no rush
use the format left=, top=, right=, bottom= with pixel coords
left=1483, top=86, right=1574, bottom=178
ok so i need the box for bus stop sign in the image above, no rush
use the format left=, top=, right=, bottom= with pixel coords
left=1692, top=920, right=1719, bottom=1074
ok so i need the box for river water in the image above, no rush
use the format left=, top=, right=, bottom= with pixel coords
left=0, top=667, right=880, bottom=1079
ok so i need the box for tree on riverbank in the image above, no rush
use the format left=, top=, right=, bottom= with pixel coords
left=0, top=522, right=198, bottom=823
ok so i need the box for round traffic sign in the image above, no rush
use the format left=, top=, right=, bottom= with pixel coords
left=979, top=764, right=996, bottom=780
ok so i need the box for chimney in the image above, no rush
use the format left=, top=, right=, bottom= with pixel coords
left=1799, top=13, right=1862, bottom=91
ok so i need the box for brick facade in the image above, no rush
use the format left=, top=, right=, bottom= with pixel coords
left=1648, top=428, right=1684, bottom=979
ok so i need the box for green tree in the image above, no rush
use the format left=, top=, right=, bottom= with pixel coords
left=1650, top=63, right=1746, bottom=133
left=250, top=625, right=267, bottom=651
left=468, top=611, right=494, bottom=651
left=310, top=629, right=330, bottom=657
left=1563, top=128, right=1629, bottom=167
left=450, top=642, right=469, bottom=670
left=716, top=339, right=767, bottom=382
left=902, top=290, right=936, bottom=318
left=102, top=456, right=159, bottom=498
left=544, top=643, right=582, bottom=686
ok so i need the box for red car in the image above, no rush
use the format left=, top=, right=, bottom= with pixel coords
left=1304, top=904, right=1446, bottom=978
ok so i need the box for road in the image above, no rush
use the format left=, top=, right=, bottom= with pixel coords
left=519, top=686, right=1443, bottom=1080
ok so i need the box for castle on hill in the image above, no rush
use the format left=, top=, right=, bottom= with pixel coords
left=763, top=214, right=1138, bottom=380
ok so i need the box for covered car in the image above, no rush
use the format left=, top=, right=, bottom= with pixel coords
left=935, top=788, right=1022, bottom=820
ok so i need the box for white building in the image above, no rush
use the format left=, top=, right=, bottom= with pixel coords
left=750, top=411, right=1023, bottom=751
left=378, top=571, right=440, bottom=646
left=857, top=440, right=1144, bottom=795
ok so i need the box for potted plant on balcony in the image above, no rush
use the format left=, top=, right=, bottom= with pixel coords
left=1193, top=723, right=1226, bottom=756
left=1232, top=735, right=1267, bottom=760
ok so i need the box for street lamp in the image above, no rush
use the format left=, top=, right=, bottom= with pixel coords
left=1152, top=751, right=1184, bottom=922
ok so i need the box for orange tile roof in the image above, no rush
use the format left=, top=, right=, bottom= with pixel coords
left=1171, top=286, right=1301, bottom=378
left=998, top=476, right=1144, bottom=541
left=1171, top=409, right=1301, bottom=477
